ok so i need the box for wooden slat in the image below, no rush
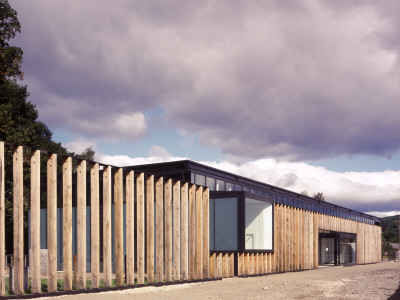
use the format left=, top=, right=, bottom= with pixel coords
left=173, top=181, right=181, bottom=281
left=155, top=177, right=164, bottom=282
left=126, top=171, right=135, bottom=284
left=222, top=253, right=228, bottom=278
left=180, top=183, right=188, bottom=280
left=30, top=150, right=41, bottom=293
left=195, top=186, right=203, bottom=279
left=77, top=161, right=86, bottom=289
left=228, top=253, right=234, bottom=277
left=0, top=143, right=4, bottom=296
left=209, top=253, right=216, bottom=278
left=202, top=188, right=210, bottom=279
left=313, top=212, right=318, bottom=268
left=62, top=157, right=73, bottom=291
left=188, top=184, right=196, bottom=280
left=146, top=175, right=154, bottom=283
left=216, top=253, right=222, bottom=278
left=114, top=168, right=124, bottom=286
left=136, top=173, right=145, bottom=284
left=103, top=166, right=112, bottom=287
left=90, top=163, right=99, bottom=288
left=244, top=253, right=249, bottom=275
left=164, top=179, right=173, bottom=281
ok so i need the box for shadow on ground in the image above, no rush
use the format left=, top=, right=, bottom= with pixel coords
left=388, top=282, right=400, bottom=300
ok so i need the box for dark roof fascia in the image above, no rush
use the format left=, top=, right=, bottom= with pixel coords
left=126, top=159, right=379, bottom=222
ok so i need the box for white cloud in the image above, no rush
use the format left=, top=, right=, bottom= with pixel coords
left=93, top=153, right=400, bottom=213
left=65, top=137, right=96, bottom=154
left=148, top=145, right=171, bottom=158
left=365, top=211, right=400, bottom=218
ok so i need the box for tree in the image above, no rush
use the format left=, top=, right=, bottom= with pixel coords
left=300, top=190, right=308, bottom=196
left=0, top=0, right=23, bottom=82
left=313, top=192, right=325, bottom=201
left=0, top=0, right=72, bottom=253
left=77, top=146, right=96, bottom=161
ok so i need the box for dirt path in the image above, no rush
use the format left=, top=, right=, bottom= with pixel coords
left=42, top=261, right=400, bottom=300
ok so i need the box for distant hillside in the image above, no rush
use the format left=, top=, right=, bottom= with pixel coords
left=380, top=215, right=399, bottom=252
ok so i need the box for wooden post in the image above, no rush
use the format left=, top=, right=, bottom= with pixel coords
left=173, top=181, right=181, bottom=281
left=126, top=170, right=135, bottom=284
left=180, top=183, right=188, bottom=280
left=0, top=142, right=5, bottom=295
left=164, top=179, right=173, bottom=281
left=62, top=157, right=73, bottom=291
left=77, top=161, right=86, bottom=289
left=0, top=142, right=3, bottom=296
left=90, top=163, right=100, bottom=288
left=136, top=173, right=145, bottom=284
left=216, top=253, right=222, bottom=278
left=188, top=184, right=196, bottom=280
left=209, top=253, right=216, bottom=278
left=155, top=177, right=164, bottom=283
left=228, top=253, right=234, bottom=277
left=103, top=166, right=112, bottom=287
left=30, top=150, right=41, bottom=293
left=195, top=186, right=203, bottom=279
left=202, top=188, right=209, bottom=279
left=146, top=175, right=154, bottom=283
left=114, top=168, right=124, bottom=286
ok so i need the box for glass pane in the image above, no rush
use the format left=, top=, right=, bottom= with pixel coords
left=234, top=184, right=242, bottom=191
left=242, top=186, right=249, bottom=192
left=245, top=198, right=273, bottom=250
left=191, top=173, right=194, bottom=184
left=216, top=179, right=225, bottom=191
left=250, top=188, right=257, bottom=194
left=226, top=182, right=233, bottom=191
left=209, top=198, right=215, bottom=251
left=215, top=197, right=238, bottom=251
left=195, top=174, right=205, bottom=186
left=206, top=177, right=216, bottom=191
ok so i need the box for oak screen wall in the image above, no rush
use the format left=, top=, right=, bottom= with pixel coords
left=0, top=142, right=210, bottom=295
left=0, top=141, right=381, bottom=296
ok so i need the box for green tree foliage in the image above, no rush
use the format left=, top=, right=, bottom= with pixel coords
left=313, top=192, right=325, bottom=201
left=0, top=0, right=23, bottom=82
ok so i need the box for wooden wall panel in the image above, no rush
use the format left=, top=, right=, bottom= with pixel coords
left=126, top=170, right=135, bottom=285
left=202, top=188, right=210, bottom=279
left=90, top=163, right=100, bottom=288
left=189, top=185, right=196, bottom=279
left=155, top=177, right=164, bottom=282
left=173, top=181, right=181, bottom=281
left=146, top=175, right=154, bottom=283
left=103, top=166, right=112, bottom=288
left=30, top=150, right=41, bottom=293
left=164, top=179, right=173, bottom=281
left=180, top=183, right=188, bottom=280
left=114, top=168, right=124, bottom=286
left=77, top=161, right=87, bottom=289
left=0, top=143, right=4, bottom=296
left=62, top=157, right=72, bottom=291
left=195, top=186, right=203, bottom=279
left=136, top=173, right=145, bottom=284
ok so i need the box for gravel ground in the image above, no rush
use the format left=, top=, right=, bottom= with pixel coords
left=42, top=261, right=400, bottom=300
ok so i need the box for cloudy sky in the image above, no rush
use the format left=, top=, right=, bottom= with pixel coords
left=10, top=0, right=400, bottom=217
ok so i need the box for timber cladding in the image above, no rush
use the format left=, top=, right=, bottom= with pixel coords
left=0, top=141, right=381, bottom=296
left=209, top=203, right=380, bottom=278
left=0, top=142, right=210, bottom=296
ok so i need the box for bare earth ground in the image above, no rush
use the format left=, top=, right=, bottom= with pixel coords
left=42, top=261, right=400, bottom=300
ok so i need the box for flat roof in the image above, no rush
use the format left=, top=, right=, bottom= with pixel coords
left=128, top=159, right=380, bottom=224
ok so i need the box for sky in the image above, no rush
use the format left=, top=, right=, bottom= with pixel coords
left=10, top=0, right=400, bottom=217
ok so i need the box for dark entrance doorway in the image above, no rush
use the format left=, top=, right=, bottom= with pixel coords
left=319, top=230, right=356, bottom=266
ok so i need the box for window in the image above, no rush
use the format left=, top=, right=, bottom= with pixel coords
left=206, top=177, right=215, bottom=191
left=209, top=197, right=238, bottom=251
left=195, top=174, right=205, bottom=186
left=216, top=179, right=225, bottom=191
left=245, top=198, right=273, bottom=250
left=234, top=184, right=242, bottom=191
left=226, top=182, right=233, bottom=191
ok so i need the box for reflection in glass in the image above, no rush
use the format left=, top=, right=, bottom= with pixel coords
left=195, top=174, right=205, bottom=186
left=206, top=177, right=216, bottom=191
left=226, top=182, right=233, bottom=191
left=216, top=179, right=225, bottom=191
left=245, top=198, right=273, bottom=250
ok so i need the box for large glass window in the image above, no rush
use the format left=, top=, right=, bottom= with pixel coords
left=209, top=197, right=238, bottom=251
left=206, top=177, right=216, bottom=191
left=245, top=198, right=273, bottom=250
left=195, top=174, right=205, bottom=186
left=216, top=179, right=225, bottom=191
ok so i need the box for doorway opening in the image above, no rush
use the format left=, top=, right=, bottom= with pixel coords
left=319, top=230, right=356, bottom=266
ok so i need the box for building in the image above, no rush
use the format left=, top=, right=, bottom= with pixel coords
left=129, top=160, right=381, bottom=268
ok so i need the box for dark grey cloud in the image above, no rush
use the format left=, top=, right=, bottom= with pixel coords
left=10, top=0, right=400, bottom=160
